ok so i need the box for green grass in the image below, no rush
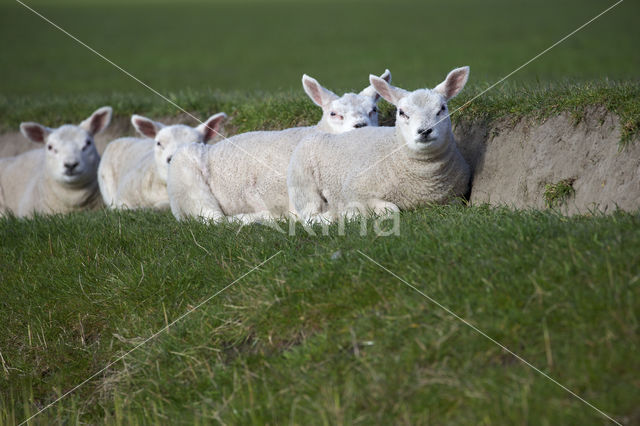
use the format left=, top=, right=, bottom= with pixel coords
left=0, top=206, right=638, bottom=424
left=544, top=178, right=576, bottom=208
left=1, top=0, right=638, bottom=142
left=1, top=0, right=639, bottom=423
left=1, top=0, right=638, bottom=97
left=2, top=80, right=639, bottom=144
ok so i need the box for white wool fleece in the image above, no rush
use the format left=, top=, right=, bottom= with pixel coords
left=98, top=112, right=226, bottom=210
left=168, top=70, right=392, bottom=223
left=0, top=107, right=112, bottom=217
left=287, top=67, right=472, bottom=223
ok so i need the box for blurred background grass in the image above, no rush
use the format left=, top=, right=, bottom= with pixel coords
left=1, top=0, right=638, bottom=97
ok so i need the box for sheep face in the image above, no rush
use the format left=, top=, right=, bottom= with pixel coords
left=394, top=90, right=453, bottom=152
left=44, top=126, right=101, bottom=185
left=20, top=106, right=112, bottom=186
left=302, top=70, right=391, bottom=134
left=321, top=93, right=381, bottom=133
left=132, top=112, right=227, bottom=183
left=370, top=66, right=470, bottom=153
left=153, top=125, right=204, bottom=182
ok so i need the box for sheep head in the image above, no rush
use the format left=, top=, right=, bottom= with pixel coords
left=302, top=69, right=391, bottom=134
left=20, top=106, right=111, bottom=186
left=132, top=112, right=226, bottom=183
left=370, top=66, right=469, bottom=153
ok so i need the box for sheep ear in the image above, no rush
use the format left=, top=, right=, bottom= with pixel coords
left=434, top=66, right=469, bottom=100
left=131, top=114, right=164, bottom=139
left=80, top=106, right=112, bottom=136
left=196, top=112, right=227, bottom=143
left=20, top=122, right=52, bottom=144
left=369, top=75, right=408, bottom=106
left=302, top=74, right=339, bottom=107
left=360, top=69, right=392, bottom=101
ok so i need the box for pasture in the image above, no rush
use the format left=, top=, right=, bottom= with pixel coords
left=0, top=0, right=639, bottom=424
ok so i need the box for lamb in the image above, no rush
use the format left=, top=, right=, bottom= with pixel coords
left=0, top=107, right=112, bottom=217
left=287, top=67, right=471, bottom=223
left=168, top=70, right=391, bottom=223
left=98, top=112, right=227, bottom=210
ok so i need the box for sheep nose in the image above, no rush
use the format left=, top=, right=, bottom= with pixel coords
left=64, top=162, right=79, bottom=171
left=418, top=128, right=433, bottom=136
left=166, top=156, right=172, bottom=164
left=354, top=122, right=367, bottom=129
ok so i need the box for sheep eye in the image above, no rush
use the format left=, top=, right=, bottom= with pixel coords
left=156, top=141, right=161, bottom=147
left=330, top=112, right=336, bottom=116
left=399, top=109, right=409, bottom=119
left=82, top=139, right=91, bottom=150
left=47, top=145, right=53, bottom=151
left=370, top=107, right=377, bottom=115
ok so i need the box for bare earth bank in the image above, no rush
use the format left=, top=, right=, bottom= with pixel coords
left=456, top=107, right=639, bottom=214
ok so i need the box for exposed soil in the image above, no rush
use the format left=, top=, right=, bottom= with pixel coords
left=454, top=106, right=640, bottom=214
left=1, top=107, right=638, bottom=215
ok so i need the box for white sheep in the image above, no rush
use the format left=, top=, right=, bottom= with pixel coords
left=98, top=112, right=227, bottom=210
left=0, top=107, right=112, bottom=217
left=287, top=67, right=471, bottom=223
left=168, top=70, right=391, bottom=223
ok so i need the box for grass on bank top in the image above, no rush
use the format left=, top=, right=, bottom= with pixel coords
left=0, top=206, right=638, bottom=424
left=2, top=80, right=639, bottom=145
left=1, top=0, right=638, bottom=97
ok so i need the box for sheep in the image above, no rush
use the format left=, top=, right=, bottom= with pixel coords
left=287, top=67, right=471, bottom=223
left=0, top=106, right=112, bottom=217
left=98, top=112, right=227, bottom=210
left=168, top=70, right=392, bottom=223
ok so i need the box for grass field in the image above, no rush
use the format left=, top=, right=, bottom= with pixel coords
left=1, top=0, right=639, bottom=139
left=1, top=0, right=639, bottom=97
left=1, top=207, right=639, bottom=424
left=1, top=0, right=639, bottom=424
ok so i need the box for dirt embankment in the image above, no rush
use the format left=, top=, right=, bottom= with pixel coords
left=454, top=106, right=639, bottom=214
left=1, top=108, right=638, bottom=214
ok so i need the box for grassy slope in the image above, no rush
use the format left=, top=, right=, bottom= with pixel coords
left=0, top=207, right=639, bottom=424
left=2, top=81, right=639, bottom=145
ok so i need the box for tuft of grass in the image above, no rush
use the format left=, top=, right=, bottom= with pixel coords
left=543, top=178, right=576, bottom=208
left=1, top=206, right=639, bottom=424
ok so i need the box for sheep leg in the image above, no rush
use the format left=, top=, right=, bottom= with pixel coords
left=306, top=211, right=335, bottom=224
left=230, top=211, right=280, bottom=225
left=98, top=164, right=118, bottom=208
left=168, top=149, right=226, bottom=223
left=288, top=179, right=328, bottom=222
left=192, top=192, right=226, bottom=224
left=368, top=199, right=400, bottom=216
